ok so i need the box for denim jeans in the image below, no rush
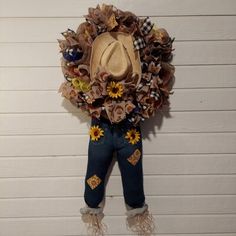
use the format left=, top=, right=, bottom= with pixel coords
left=84, top=116, right=146, bottom=210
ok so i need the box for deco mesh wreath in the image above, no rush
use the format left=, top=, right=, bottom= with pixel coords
left=58, top=4, right=175, bottom=126
left=57, top=3, right=175, bottom=235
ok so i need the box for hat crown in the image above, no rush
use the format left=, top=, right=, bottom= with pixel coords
left=90, top=32, right=141, bottom=85
left=100, top=41, right=131, bottom=80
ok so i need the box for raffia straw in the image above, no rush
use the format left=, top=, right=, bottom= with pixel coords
left=126, top=209, right=156, bottom=236
left=86, top=213, right=108, bottom=236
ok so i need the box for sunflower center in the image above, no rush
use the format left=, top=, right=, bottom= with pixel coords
left=94, top=131, right=98, bottom=136
left=112, top=87, right=119, bottom=94
left=131, top=133, right=136, bottom=139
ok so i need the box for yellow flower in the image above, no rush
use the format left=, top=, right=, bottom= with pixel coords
left=125, top=128, right=141, bottom=145
left=71, top=77, right=91, bottom=92
left=89, top=125, right=104, bottom=141
left=107, top=81, right=124, bottom=98
left=80, top=81, right=91, bottom=92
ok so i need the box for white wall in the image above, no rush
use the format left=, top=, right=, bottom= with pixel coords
left=1, top=0, right=236, bottom=235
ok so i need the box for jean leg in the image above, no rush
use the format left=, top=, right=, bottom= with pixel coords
left=84, top=122, right=114, bottom=208
left=116, top=131, right=145, bottom=208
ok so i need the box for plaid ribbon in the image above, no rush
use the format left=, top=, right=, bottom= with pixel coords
left=133, top=17, right=154, bottom=50
left=133, top=37, right=146, bottom=50
left=141, top=17, right=154, bottom=35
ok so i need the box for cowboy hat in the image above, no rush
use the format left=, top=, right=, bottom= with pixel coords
left=90, top=31, right=141, bottom=86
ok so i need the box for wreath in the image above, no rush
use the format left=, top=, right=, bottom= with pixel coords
left=58, top=3, right=175, bottom=126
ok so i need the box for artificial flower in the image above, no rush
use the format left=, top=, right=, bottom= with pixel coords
left=72, top=77, right=91, bottom=92
left=89, top=125, right=104, bottom=141
left=107, top=81, right=124, bottom=98
left=125, top=128, right=141, bottom=145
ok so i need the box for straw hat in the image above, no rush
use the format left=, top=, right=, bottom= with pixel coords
left=90, top=32, right=141, bottom=85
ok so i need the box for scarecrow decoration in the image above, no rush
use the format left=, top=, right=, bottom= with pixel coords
left=58, top=3, right=175, bottom=235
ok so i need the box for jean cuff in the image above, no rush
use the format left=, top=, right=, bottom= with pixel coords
left=80, top=205, right=103, bottom=215
left=125, top=203, right=148, bottom=218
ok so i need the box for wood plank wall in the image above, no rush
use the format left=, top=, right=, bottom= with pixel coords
left=0, top=0, right=236, bottom=235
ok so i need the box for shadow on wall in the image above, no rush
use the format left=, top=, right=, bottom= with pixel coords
left=60, top=98, right=91, bottom=127
left=141, top=68, right=176, bottom=139
left=141, top=104, right=173, bottom=140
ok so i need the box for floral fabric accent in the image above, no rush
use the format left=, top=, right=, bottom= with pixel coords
left=87, top=174, right=102, bottom=190
left=127, top=149, right=141, bottom=166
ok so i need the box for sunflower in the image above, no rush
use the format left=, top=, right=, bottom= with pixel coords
left=125, top=128, right=141, bottom=145
left=107, top=81, right=124, bottom=98
left=89, top=125, right=104, bottom=141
